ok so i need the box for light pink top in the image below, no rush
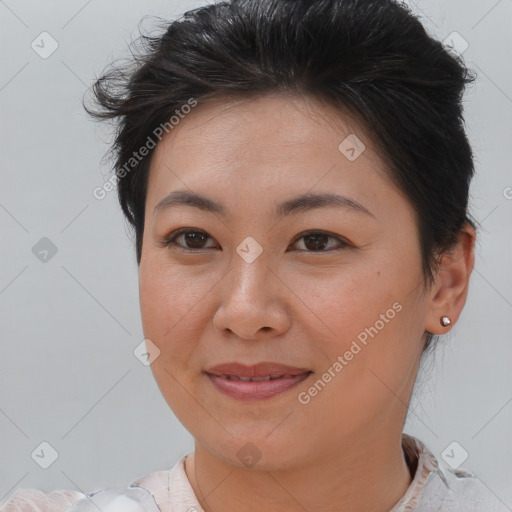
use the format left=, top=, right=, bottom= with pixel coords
left=1, top=434, right=509, bottom=511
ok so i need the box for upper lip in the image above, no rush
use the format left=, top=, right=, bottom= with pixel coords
left=205, top=362, right=312, bottom=378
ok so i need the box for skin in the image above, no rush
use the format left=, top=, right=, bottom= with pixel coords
left=138, top=93, right=476, bottom=512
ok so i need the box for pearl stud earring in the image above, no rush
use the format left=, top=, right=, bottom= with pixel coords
left=440, top=315, right=451, bottom=327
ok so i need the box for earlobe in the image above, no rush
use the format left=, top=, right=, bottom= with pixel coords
left=424, top=224, right=476, bottom=334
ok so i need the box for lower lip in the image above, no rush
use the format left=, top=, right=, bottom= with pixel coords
left=206, top=372, right=312, bottom=400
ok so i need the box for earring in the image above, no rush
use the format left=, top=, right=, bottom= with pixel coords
left=440, top=315, right=451, bottom=327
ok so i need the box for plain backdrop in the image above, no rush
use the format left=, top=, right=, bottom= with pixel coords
left=1, top=0, right=511, bottom=507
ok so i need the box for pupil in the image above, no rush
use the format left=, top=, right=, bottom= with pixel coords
left=185, top=232, right=207, bottom=248
left=305, top=234, right=328, bottom=251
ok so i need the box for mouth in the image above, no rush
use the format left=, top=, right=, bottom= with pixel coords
left=204, top=362, right=313, bottom=400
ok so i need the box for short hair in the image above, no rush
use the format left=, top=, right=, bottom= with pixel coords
left=85, top=0, right=477, bottom=352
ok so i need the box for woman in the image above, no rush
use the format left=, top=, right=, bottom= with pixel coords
left=2, top=0, right=507, bottom=510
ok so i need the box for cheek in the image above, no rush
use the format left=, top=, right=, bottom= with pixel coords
left=138, top=256, right=219, bottom=363
left=139, top=257, right=211, bottom=418
left=284, top=264, right=391, bottom=341
left=287, top=260, right=421, bottom=373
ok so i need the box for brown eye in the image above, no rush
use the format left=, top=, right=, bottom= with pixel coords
left=181, top=231, right=209, bottom=249
left=161, top=229, right=217, bottom=251
left=290, top=231, right=350, bottom=252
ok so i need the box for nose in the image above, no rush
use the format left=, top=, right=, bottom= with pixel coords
left=212, top=256, right=291, bottom=341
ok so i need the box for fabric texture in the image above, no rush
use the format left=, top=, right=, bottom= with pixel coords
left=1, top=434, right=509, bottom=511
left=0, top=490, right=84, bottom=512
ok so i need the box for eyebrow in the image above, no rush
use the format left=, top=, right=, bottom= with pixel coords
left=153, top=190, right=375, bottom=219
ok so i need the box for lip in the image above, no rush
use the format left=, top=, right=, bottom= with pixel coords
left=204, top=362, right=313, bottom=400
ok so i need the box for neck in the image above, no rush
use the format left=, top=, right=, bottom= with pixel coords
left=185, top=431, right=412, bottom=512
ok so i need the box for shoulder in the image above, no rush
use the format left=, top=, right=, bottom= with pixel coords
left=0, top=457, right=191, bottom=512
left=1, top=485, right=163, bottom=512
left=399, top=434, right=509, bottom=512
left=429, top=466, right=510, bottom=512
left=0, top=467, right=176, bottom=512
left=413, top=460, right=510, bottom=512
left=0, top=488, right=85, bottom=512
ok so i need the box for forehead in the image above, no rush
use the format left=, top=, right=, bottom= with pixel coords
left=145, top=93, right=401, bottom=218
left=153, top=93, right=364, bottom=158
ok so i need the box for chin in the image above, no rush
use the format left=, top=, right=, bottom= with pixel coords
left=202, top=434, right=309, bottom=472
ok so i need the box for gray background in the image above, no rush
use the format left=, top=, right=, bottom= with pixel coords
left=1, top=0, right=511, bottom=507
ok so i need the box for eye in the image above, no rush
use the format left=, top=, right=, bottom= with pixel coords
left=158, top=228, right=351, bottom=253
left=159, top=228, right=217, bottom=251
left=289, top=230, right=351, bottom=252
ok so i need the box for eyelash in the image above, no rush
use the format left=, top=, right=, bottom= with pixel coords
left=158, top=228, right=352, bottom=253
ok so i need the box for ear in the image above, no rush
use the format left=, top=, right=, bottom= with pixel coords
left=425, top=223, right=476, bottom=334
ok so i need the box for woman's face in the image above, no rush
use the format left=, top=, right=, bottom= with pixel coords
left=139, top=94, right=431, bottom=470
